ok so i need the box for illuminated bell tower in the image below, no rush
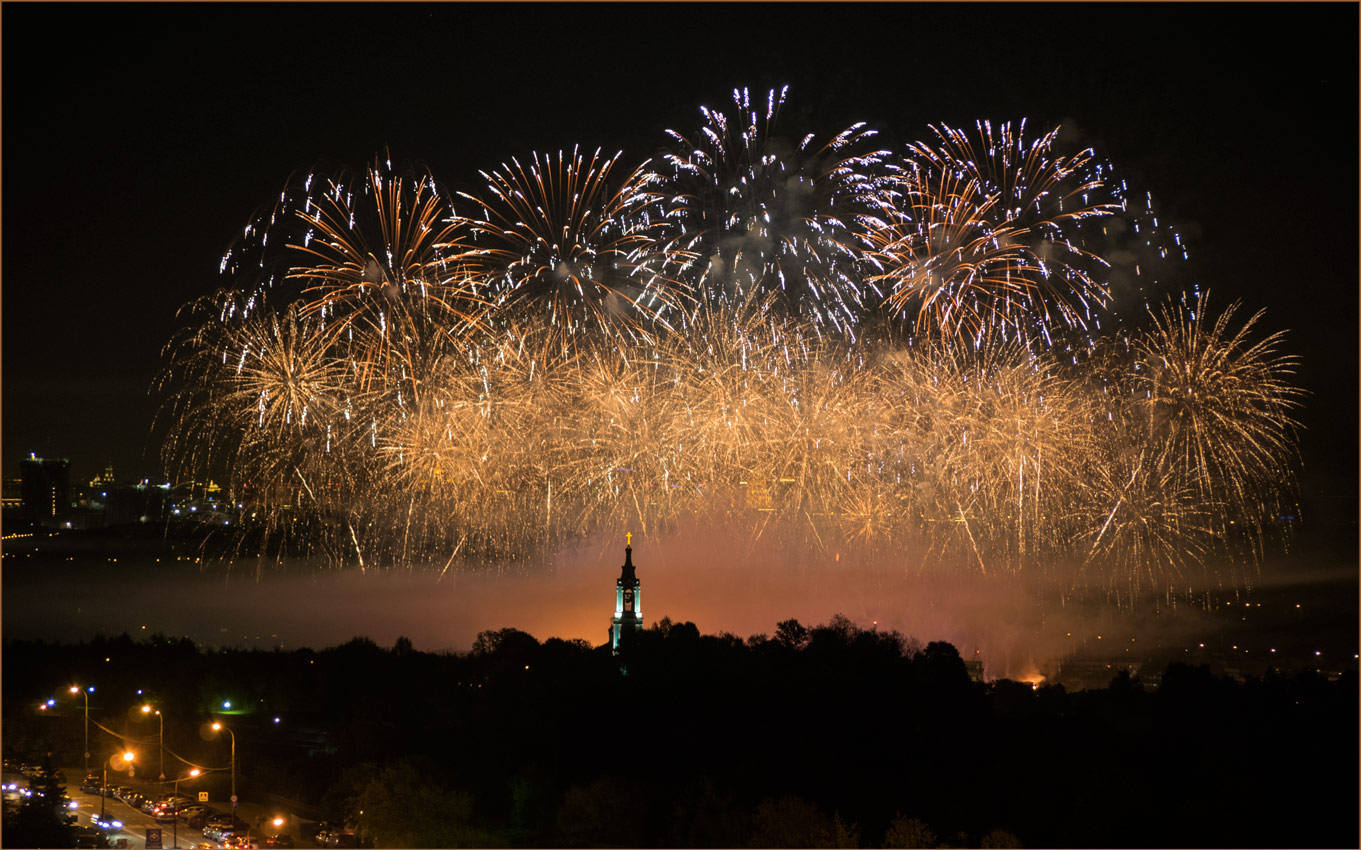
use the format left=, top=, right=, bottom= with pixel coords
left=610, top=533, right=643, bottom=653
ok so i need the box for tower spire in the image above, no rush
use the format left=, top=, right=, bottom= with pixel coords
left=610, top=532, right=642, bottom=652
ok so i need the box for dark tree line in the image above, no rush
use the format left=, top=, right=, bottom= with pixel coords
left=4, top=616, right=1356, bottom=848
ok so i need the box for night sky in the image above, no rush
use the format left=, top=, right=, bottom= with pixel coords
left=0, top=3, right=1357, bottom=664
left=3, top=3, right=1356, bottom=496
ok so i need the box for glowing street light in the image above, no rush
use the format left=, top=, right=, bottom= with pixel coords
left=141, top=705, right=165, bottom=780
left=211, top=722, right=236, bottom=813
left=171, top=768, right=202, bottom=850
left=70, top=686, right=91, bottom=778
left=97, top=748, right=135, bottom=825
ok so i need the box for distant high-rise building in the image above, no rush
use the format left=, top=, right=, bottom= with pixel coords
left=19, top=454, right=70, bottom=526
left=609, top=534, right=644, bottom=653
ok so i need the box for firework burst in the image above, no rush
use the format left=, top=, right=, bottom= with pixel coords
left=652, top=86, right=897, bottom=334
left=873, top=120, right=1121, bottom=345
left=1130, top=291, right=1305, bottom=553
left=157, top=92, right=1303, bottom=605
left=455, top=146, right=691, bottom=353
left=284, top=154, right=487, bottom=392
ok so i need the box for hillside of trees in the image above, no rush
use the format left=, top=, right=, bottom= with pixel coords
left=4, top=616, right=1356, bottom=848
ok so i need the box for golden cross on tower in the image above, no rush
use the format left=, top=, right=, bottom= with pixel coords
left=626, top=532, right=632, bottom=547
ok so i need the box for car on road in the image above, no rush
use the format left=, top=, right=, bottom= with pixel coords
left=261, top=834, right=294, bottom=848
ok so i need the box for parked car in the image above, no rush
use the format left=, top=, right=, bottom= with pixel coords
left=179, top=804, right=208, bottom=822
left=217, top=824, right=255, bottom=846
left=29, top=767, right=65, bottom=785
left=204, top=816, right=248, bottom=841
left=153, top=797, right=192, bottom=818
left=188, top=808, right=222, bottom=829
left=326, top=833, right=357, bottom=848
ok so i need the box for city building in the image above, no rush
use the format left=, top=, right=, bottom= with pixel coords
left=106, top=481, right=171, bottom=526
left=19, top=454, right=70, bottom=527
left=609, top=534, right=643, bottom=653
left=2, top=475, right=22, bottom=512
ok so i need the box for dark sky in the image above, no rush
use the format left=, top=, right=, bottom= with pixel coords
left=3, top=2, right=1357, bottom=508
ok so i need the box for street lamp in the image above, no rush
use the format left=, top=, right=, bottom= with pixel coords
left=211, top=722, right=236, bottom=814
left=103, top=751, right=135, bottom=821
left=141, top=705, right=165, bottom=781
left=69, top=686, right=90, bottom=778
left=103, top=750, right=134, bottom=821
left=171, top=768, right=200, bottom=850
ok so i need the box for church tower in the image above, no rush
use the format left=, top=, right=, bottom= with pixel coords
left=610, top=533, right=643, bottom=653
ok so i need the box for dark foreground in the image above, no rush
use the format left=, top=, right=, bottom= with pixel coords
left=4, top=616, right=1356, bottom=849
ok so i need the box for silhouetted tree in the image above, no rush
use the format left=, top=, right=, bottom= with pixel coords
left=348, top=757, right=489, bottom=848
left=662, top=779, right=751, bottom=848
left=832, top=811, right=862, bottom=848
left=916, top=641, right=972, bottom=691
left=774, top=619, right=809, bottom=651
left=980, top=828, right=1022, bottom=847
left=553, top=775, right=647, bottom=847
left=748, top=795, right=835, bottom=848
left=883, top=814, right=936, bottom=848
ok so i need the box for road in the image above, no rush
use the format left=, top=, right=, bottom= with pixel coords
left=5, top=768, right=311, bottom=849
